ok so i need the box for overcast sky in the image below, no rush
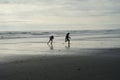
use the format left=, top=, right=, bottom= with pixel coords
left=0, top=0, right=120, bottom=31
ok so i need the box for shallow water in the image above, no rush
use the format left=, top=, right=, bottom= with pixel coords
left=0, top=29, right=120, bottom=62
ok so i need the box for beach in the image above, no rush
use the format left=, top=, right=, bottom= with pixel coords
left=0, top=0, right=120, bottom=79
left=0, top=30, right=120, bottom=80
left=0, top=48, right=120, bottom=80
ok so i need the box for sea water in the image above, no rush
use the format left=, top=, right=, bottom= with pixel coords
left=0, top=29, right=120, bottom=62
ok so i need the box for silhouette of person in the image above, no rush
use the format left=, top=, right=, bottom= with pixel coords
left=65, top=33, right=71, bottom=44
left=47, top=35, right=54, bottom=44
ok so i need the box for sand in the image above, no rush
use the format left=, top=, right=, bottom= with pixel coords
left=0, top=38, right=120, bottom=80
left=0, top=48, right=120, bottom=80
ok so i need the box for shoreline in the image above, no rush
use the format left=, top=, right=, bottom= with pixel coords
left=0, top=48, right=120, bottom=63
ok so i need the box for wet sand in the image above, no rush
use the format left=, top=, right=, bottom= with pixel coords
left=0, top=38, right=120, bottom=80
left=0, top=48, right=120, bottom=80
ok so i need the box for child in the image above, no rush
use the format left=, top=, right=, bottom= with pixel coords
left=48, top=35, right=54, bottom=44
left=65, top=33, right=71, bottom=44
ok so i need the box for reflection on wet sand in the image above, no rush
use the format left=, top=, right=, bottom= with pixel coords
left=65, top=43, right=70, bottom=49
left=47, top=43, right=54, bottom=50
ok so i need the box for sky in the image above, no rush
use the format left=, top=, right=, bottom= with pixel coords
left=0, top=0, right=120, bottom=31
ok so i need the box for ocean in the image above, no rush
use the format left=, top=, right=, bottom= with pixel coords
left=0, top=29, right=120, bottom=40
left=0, top=28, right=120, bottom=62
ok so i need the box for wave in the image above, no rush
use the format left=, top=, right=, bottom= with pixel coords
left=0, top=29, right=120, bottom=39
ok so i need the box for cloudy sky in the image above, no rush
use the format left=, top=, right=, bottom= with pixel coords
left=0, top=0, right=120, bottom=31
